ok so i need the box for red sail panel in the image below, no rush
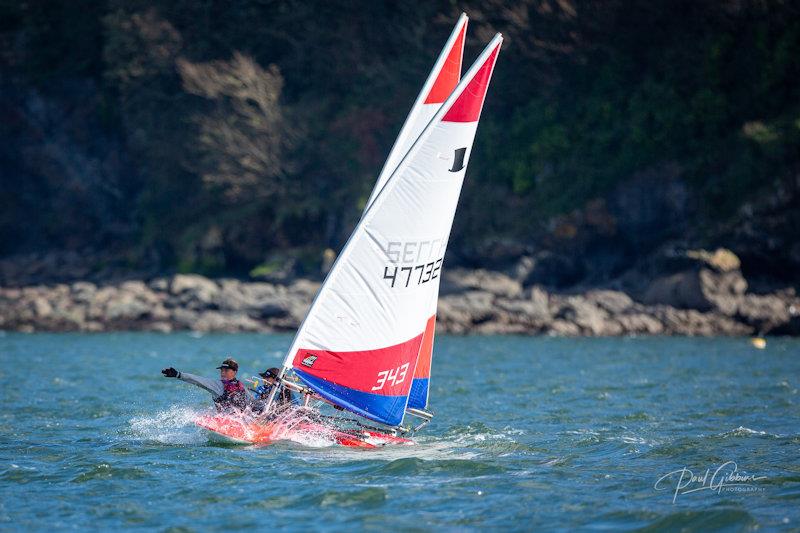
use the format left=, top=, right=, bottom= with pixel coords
left=424, top=22, right=466, bottom=104
left=414, top=314, right=436, bottom=380
left=292, top=332, right=424, bottom=397
left=407, top=314, right=435, bottom=409
left=442, top=44, right=499, bottom=123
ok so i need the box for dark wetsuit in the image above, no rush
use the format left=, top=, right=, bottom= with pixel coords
left=176, top=372, right=252, bottom=412
left=252, top=383, right=294, bottom=414
left=214, top=378, right=249, bottom=413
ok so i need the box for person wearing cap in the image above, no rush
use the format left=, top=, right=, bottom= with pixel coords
left=252, top=367, right=294, bottom=411
left=161, top=358, right=251, bottom=413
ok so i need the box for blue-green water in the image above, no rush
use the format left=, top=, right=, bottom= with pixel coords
left=1, top=333, right=799, bottom=531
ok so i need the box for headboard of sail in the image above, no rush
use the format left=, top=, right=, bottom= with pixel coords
left=287, top=35, right=503, bottom=427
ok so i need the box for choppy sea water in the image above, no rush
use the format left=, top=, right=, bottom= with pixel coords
left=1, top=333, right=798, bottom=531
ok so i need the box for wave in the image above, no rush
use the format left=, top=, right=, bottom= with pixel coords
left=718, top=426, right=779, bottom=438
left=126, top=405, right=209, bottom=445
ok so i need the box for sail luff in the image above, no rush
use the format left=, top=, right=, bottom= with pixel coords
left=363, top=13, right=468, bottom=212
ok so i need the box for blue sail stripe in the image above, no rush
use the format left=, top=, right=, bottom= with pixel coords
left=294, top=369, right=408, bottom=427
left=406, top=377, right=429, bottom=410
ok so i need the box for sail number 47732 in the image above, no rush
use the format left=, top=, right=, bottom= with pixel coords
left=371, top=363, right=409, bottom=391
left=383, top=258, right=442, bottom=288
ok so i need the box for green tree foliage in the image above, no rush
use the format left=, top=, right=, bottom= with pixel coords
left=1, top=0, right=798, bottom=277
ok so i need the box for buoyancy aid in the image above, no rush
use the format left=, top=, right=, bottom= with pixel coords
left=214, top=378, right=249, bottom=412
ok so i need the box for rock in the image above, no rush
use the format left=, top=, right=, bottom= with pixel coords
left=555, top=296, right=622, bottom=335
left=584, top=290, right=634, bottom=315
left=254, top=298, right=291, bottom=319
left=149, top=304, right=171, bottom=321
left=529, top=285, right=551, bottom=312
left=1, top=266, right=795, bottom=337
left=656, top=307, right=752, bottom=336
left=616, top=313, right=664, bottom=335
left=170, top=274, right=217, bottom=295
left=171, top=308, right=200, bottom=329
left=238, top=282, right=281, bottom=302
left=641, top=268, right=747, bottom=315
left=282, top=298, right=312, bottom=323
left=642, top=271, right=706, bottom=310
left=264, top=315, right=302, bottom=331
left=734, top=294, right=790, bottom=333
left=86, top=286, right=118, bottom=320
left=473, top=321, right=530, bottom=334
left=214, top=279, right=251, bottom=312
left=148, top=278, right=170, bottom=292
left=493, top=299, right=544, bottom=332
left=149, top=321, right=174, bottom=333
left=437, top=290, right=495, bottom=332
left=192, top=311, right=264, bottom=333
left=119, top=280, right=149, bottom=295
left=288, top=279, right=321, bottom=298
left=105, top=292, right=151, bottom=321
left=70, top=281, right=97, bottom=303
left=213, top=280, right=300, bottom=319
left=509, top=256, right=536, bottom=283
left=441, top=268, right=522, bottom=298
left=83, top=321, right=104, bottom=332
left=495, top=297, right=548, bottom=319
left=49, top=305, right=86, bottom=330
left=701, top=270, right=748, bottom=315
left=686, top=248, right=741, bottom=272
left=3, top=288, right=21, bottom=299
left=548, top=319, right=581, bottom=336
left=31, top=297, right=53, bottom=318
left=169, top=274, right=219, bottom=308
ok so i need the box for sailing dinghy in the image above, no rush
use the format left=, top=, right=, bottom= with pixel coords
left=197, top=20, right=502, bottom=447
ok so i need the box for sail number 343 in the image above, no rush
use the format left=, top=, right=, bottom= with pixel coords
left=371, top=363, right=410, bottom=391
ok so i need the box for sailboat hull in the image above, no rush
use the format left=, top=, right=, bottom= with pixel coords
left=194, top=415, right=413, bottom=448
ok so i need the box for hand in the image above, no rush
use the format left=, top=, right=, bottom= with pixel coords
left=161, top=367, right=178, bottom=378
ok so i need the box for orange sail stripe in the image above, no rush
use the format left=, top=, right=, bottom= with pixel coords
left=424, top=22, right=466, bottom=104
left=414, top=314, right=436, bottom=379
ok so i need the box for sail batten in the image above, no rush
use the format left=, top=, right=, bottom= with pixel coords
left=281, top=33, right=503, bottom=427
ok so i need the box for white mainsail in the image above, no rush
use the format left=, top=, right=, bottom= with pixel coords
left=277, top=34, right=503, bottom=427
left=366, top=14, right=468, bottom=412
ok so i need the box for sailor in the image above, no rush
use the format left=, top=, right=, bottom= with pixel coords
left=252, top=367, right=294, bottom=413
left=161, top=358, right=251, bottom=413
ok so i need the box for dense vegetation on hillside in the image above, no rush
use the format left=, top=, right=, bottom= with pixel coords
left=2, top=1, right=799, bottom=285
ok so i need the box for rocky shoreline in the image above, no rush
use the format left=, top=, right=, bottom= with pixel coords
left=2, top=252, right=798, bottom=336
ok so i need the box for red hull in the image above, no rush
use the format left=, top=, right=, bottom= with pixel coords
left=195, top=415, right=413, bottom=448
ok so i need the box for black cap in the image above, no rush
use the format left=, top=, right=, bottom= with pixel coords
left=216, top=358, right=239, bottom=371
left=259, top=367, right=280, bottom=379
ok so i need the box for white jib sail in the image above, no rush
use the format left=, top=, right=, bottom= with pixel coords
left=363, top=13, right=468, bottom=213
